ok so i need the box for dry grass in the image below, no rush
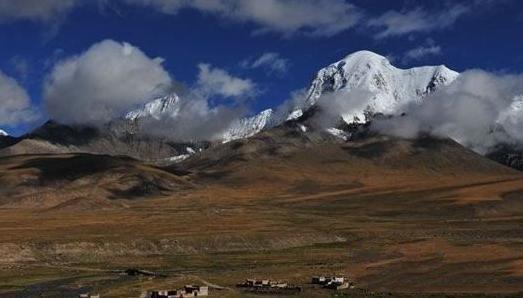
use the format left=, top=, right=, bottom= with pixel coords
left=0, top=134, right=522, bottom=296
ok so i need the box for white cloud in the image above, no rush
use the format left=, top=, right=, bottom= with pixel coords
left=125, top=0, right=363, bottom=37
left=0, top=70, right=39, bottom=126
left=0, top=0, right=78, bottom=22
left=242, top=52, right=289, bottom=75
left=372, top=70, right=523, bottom=154
left=196, top=63, right=257, bottom=99
left=367, top=4, right=469, bottom=39
left=44, top=39, right=172, bottom=125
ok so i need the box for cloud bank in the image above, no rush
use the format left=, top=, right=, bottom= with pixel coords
left=0, top=0, right=77, bottom=22
left=0, top=70, right=39, bottom=127
left=42, top=39, right=259, bottom=141
left=2, top=0, right=494, bottom=40
left=124, top=0, right=363, bottom=37
left=44, top=39, right=172, bottom=124
left=372, top=70, right=523, bottom=153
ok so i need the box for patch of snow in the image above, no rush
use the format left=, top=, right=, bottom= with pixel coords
left=186, top=147, right=196, bottom=154
left=167, top=154, right=190, bottom=163
left=298, top=124, right=307, bottom=132
left=126, top=93, right=180, bottom=121
left=0, top=129, right=8, bottom=137
left=286, top=109, right=303, bottom=121
left=221, top=109, right=274, bottom=142
left=326, top=128, right=349, bottom=141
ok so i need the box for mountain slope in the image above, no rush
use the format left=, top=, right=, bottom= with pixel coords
left=0, top=121, right=198, bottom=163
left=173, top=123, right=517, bottom=193
left=0, top=153, right=193, bottom=210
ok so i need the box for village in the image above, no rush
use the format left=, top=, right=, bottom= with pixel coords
left=141, top=285, right=209, bottom=298
left=79, top=274, right=355, bottom=297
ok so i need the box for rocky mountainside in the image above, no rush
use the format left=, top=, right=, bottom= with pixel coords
left=0, top=121, right=203, bottom=164
left=487, top=144, right=523, bottom=171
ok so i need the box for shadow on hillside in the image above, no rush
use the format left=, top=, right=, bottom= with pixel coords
left=11, top=154, right=133, bottom=182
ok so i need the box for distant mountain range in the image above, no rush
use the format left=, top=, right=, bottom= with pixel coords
left=1, top=51, right=521, bottom=170
left=124, top=50, right=459, bottom=142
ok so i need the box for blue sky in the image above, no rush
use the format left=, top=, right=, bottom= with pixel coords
left=0, top=0, right=522, bottom=136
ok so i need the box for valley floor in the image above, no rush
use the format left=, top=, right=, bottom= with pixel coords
left=1, top=173, right=522, bottom=297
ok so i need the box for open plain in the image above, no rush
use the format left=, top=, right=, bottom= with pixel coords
left=1, top=132, right=522, bottom=297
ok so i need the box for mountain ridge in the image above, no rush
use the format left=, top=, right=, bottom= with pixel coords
left=215, top=50, right=460, bottom=141
left=2, top=50, right=522, bottom=170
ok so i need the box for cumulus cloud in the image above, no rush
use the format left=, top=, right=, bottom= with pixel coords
left=44, top=39, right=172, bottom=125
left=0, top=70, right=39, bottom=126
left=242, top=52, right=289, bottom=76
left=367, top=4, right=469, bottom=39
left=124, top=0, right=363, bottom=37
left=196, top=63, right=257, bottom=99
left=0, top=0, right=78, bottom=22
left=372, top=70, right=523, bottom=153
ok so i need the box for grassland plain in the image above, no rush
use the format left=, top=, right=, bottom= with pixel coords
left=0, top=134, right=522, bottom=297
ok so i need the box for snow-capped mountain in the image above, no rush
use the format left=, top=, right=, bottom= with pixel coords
left=221, top=109, right=275, bottom=142
left=290, top=50, right=459, bottom=124
left=0, top=129, right=8, bottom=137
left=124, top=93, right=277, bottom=143
left=126, top=93, right=181, bottom=121
left=220, top=50, right=459, bottom=139
left=123, top=50, right=459, bottom=143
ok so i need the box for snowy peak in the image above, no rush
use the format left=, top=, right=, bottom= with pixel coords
left=0, top=129, right=8, bottom=137
left=126, top=93, right=181, bottom=121
left=221, top=109, right=274, bottom=142
left=300, top=50, right=459, bottom=124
